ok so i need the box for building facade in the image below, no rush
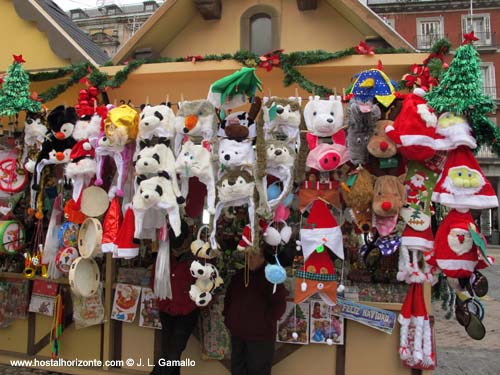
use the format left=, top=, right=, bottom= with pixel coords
left=367, top=0, right=500, bottom=241
left=68, top=1, right=162, bottom=58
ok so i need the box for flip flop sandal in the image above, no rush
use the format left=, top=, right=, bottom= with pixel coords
left=465, top=313, right=486, bottom=341
left=465, top=298, right=485, bottom=321
left=455, top=298, right=471, bottom=327
left=471, top=271, right=488, bottom=298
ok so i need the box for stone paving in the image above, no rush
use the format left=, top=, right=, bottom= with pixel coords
left=432, top=247, right=500, bottom=375
left=2, top=249, right=500, bottom=375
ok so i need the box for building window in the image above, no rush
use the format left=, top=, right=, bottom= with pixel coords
left=480, top=63, right=496, bottom=100
left=250, top=14, right=272, bottom=56
left=241, top=5, right=280, bottom=55
left=462, top=14, right=491, bottom=46
left=416, top=17, right=443, bottom=50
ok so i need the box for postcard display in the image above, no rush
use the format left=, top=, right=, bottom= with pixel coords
left=0, top=38, right=498, bottom=373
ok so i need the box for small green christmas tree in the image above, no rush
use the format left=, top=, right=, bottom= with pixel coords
left=0, top=54, right=41, bottom=116
left=425, top=34, right=500, bottom=155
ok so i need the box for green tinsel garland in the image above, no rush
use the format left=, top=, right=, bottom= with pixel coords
left=38, top=63, right=92, bottom=103
left=33, top=47, right=409, bottom=104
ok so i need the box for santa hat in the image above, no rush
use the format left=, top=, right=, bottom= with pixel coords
left=112, top=207, right=139, bottom=259
left=101, top=197, right=123, bottom=253
left=432, top=146, right=498, bottom=210
left=434, top=112, right=477, bottom=151
left=431, top=209, right=482, bottom=278
left=385, top=89, right=437, bottom=161
left=398, top=283, right=434, bottom=366
left=300, top=200, right=343, bottom=260
left=65, top=140, right=97, bottom=208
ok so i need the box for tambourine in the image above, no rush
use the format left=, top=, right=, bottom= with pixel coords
left=55, top=246, right=79, bottom=274
left=57, top=222, right=79, bottom=248
left=78, top=218, right=103, bottom=259
left=80, top=186, right=110, bottom=218
left=0, top=220, right=25, bottom=254
left=0, top=158, right=27, bottom=193
left=69, top=257, right=100, bottom=297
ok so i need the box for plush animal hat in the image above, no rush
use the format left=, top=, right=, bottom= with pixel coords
left=432, top=146, right=498, bottom=210
left=137, top=104, right=175, bottom=143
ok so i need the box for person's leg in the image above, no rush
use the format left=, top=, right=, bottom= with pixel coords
left=246, top=340, right=275, bottom=375
left=151, top=312, right=175, bottom=375
left=230, top=336, right=247, bottom=375
left=164, top=309, right=199, bottom=375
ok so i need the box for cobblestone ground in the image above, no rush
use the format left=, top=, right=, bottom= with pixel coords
left=2, top=249, right=500, bottom=375
left=433, top=247, right=500, bottom=375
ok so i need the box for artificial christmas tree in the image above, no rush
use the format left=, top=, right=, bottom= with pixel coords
left=0, top=55, right=41, bottom=117
left=425, top=34, right=500, bottom=156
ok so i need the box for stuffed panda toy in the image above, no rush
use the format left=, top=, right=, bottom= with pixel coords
left=132, top=172, right=185, bottom=238
left=188, top=260, right=223, bottom=307
left=134, top=142, right=182, bottom=198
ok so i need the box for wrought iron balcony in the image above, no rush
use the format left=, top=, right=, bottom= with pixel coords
left=367, top=1, right=500, bottom=12
left=415, top=34, right=447, bottom=50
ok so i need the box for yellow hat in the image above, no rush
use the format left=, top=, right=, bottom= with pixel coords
left=104, top=105, right=139, bottom=145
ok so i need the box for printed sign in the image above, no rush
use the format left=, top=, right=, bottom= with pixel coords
left=337, top=298, right=396, bottom=334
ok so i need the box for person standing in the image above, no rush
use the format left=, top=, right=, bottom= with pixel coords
left=223, top=251, right=288, bottom=375
left=151, top=221, right=199, bottom=375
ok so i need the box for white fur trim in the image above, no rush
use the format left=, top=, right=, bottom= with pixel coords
left=401, top=236, right=434, bottom=250
left=101, top=242, right=116, bottom=253
left=413, top=88, right=426, bottom=97
left=436, top=259, right=477, bottom=272
left=431, top=191, right=498, bottom=209
left=400, top=134, right=436, bottom=148
left=300, top=226, right=344, bottom=260
left=65, top=159, right=97, bottom=178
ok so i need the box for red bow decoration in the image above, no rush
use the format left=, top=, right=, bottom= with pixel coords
left=354, top=41, right=375, bottom=55
left=462, top=31, right=479, bottom=45
left=30, top=92, right=43, bottom=102
left=258, top=49, right=283, bottom=72
left=185, top=55, right=204, bottom=63
left=0, top=76, right=4, bottom=85
left=13, top=54, right=26, bottom=64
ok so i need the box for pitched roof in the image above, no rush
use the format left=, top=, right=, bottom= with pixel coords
left=13, top=0, right=109, bottom=66
left=112, top=0, right=415, bottom=65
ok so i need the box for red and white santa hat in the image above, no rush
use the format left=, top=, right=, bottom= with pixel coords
left=300, top=200, right=343, bottom=260
left=434, top=112, right=477, bottom=151
left=101, top=196, right=123, bottom=253
left=402, top=225, right=434, bottom=250
left=112, top=207, right=139, bottom=259
left=398, top=283, right=434, bottom=366
left=385, top=88, right=437, bottom=162
left=432, top=146, right=498, bottom=210
left=429, top=209, right=481, bottom=278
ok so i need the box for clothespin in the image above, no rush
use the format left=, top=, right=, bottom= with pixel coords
left=146, top=96, right=149, bottom=105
